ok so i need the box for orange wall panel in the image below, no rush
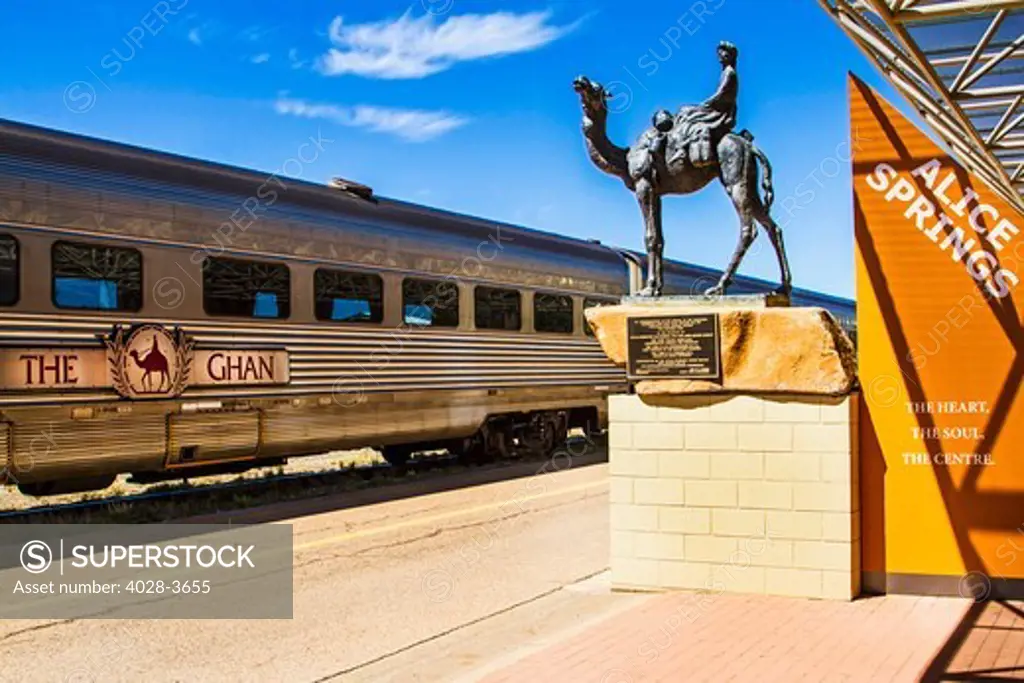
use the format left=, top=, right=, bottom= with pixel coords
left=851, top=75, right=1024, bottom=588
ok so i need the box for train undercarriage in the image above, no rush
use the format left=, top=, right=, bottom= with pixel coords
left=8, top=405, right=602, bottom=497
left=380, top=407, right=598, bottom=466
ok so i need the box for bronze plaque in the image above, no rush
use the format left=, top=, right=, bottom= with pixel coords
left=627, top=314, right=721, bottom=380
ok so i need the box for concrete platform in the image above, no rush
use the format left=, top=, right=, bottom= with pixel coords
left=4, top=451, right=1018, bottom=682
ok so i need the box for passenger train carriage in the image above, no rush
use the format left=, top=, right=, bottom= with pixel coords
left=0, top=119, right=855, bottom=496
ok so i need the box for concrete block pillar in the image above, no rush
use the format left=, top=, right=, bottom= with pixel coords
left=609, top=393, right=861, bottom=600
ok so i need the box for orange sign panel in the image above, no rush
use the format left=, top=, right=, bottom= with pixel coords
left=852, top=74, right=1024, bottom=595
left=0, top=349, right=108, bottom=390
left=0, top=324, right=290, bottom=399
left=193, top=350, right=290, bottom=387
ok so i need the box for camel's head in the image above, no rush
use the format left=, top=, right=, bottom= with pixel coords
left=573, top=76, right=608, bottom=119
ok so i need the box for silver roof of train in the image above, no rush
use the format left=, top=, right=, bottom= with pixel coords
left=0, top=118, right=618, bottom=257
left=0, top=117, right=854, bottom=309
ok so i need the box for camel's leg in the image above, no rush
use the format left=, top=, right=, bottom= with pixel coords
left=707, top=138, right=768, bottom=297
left=710, top=215, right=756, bottom=296
left=707, top=181, right=757, bottom=296
left=635, top=177, right=664, bottom=297
left=753, top=205, right=792, bottom=296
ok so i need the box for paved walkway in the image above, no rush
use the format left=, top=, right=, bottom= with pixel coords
left=481, top=592, right=1024, bottom=682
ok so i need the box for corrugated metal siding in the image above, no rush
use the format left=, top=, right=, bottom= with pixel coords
left=261, top=402, right=475, bottom=453
left=167, top=410, right=260, bottom=466
left=0, top=422, right=9, bottom=481
left=0, top=313, right=625, bottom=406
left=10, top=412, right=166, bottom=478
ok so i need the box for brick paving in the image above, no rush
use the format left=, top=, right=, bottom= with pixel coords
left=482, top=593, right=1024, bottom=682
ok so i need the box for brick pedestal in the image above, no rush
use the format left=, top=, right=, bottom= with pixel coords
left=609, top=393, right=860, bottom=600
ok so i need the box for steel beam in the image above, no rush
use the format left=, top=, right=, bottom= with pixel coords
left=950, top=12, right=1006, bottom=93
left=820, top=0, right=1024, bottom=212
left=894, top=0, right=1024, bottom=22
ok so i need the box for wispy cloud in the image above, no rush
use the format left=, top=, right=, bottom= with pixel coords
left=274, top=97, right=469, bottom=142
left=187, top=27, right=204, bottom=46
left=288, top=48, right=307, bottom=70
left=316, top=10, right=577, bottom=79
left=239, top=25, right=273, bottom=43
left=251, top=53, right=270, bottom=64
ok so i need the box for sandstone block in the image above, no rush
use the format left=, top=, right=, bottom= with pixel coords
left=586, top=302, right=856, bottom=396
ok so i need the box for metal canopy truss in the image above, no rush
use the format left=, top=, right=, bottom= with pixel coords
left=819, top=0, right=1024, bottom=213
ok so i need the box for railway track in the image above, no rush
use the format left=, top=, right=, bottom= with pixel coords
left=0, top=435, right=605, bottom=524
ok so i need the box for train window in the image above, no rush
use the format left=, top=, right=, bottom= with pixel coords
left=314, top=269, right=383, bottom=323
left=403, top=277, right=459, bottom=327
left=0, top=234, right=18, bottom=306
left=203, top=256, right=290, bottom=319
left=534, top=292, right=573, bottom=334
left=475, top=286, right=521, bottom=331
left=52, top=241, right=142, bottom=312
left=583, top=298, right=615, bottom=337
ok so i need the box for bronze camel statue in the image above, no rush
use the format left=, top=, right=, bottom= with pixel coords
left=572, top=76, right=792, bottom=298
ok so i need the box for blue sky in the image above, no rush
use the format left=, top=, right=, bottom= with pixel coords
left=0, top=0, right=913, bottom=298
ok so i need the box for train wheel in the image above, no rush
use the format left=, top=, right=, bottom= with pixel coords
left=556, top=426, right=569, bottom=451
left=449, top=435, right=485, bottom=465
left=525, top=412, right=566, bottom=458
left=489, top=429, right=512, bottom=460
left=536, top=416, right=557, bottom=456
left=481, top=420, right=512, bottom=462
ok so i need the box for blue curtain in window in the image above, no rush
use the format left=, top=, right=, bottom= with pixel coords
left=55, top=278, right=118, bottom=310
left=404, top=304, right=433, bottom=326
left=332, top=298, right=371, bottom=321
left=253, top=291, right=279, bottom=318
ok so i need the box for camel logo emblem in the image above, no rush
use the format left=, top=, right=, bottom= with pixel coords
left=105, top=325, right=195, bottom=399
